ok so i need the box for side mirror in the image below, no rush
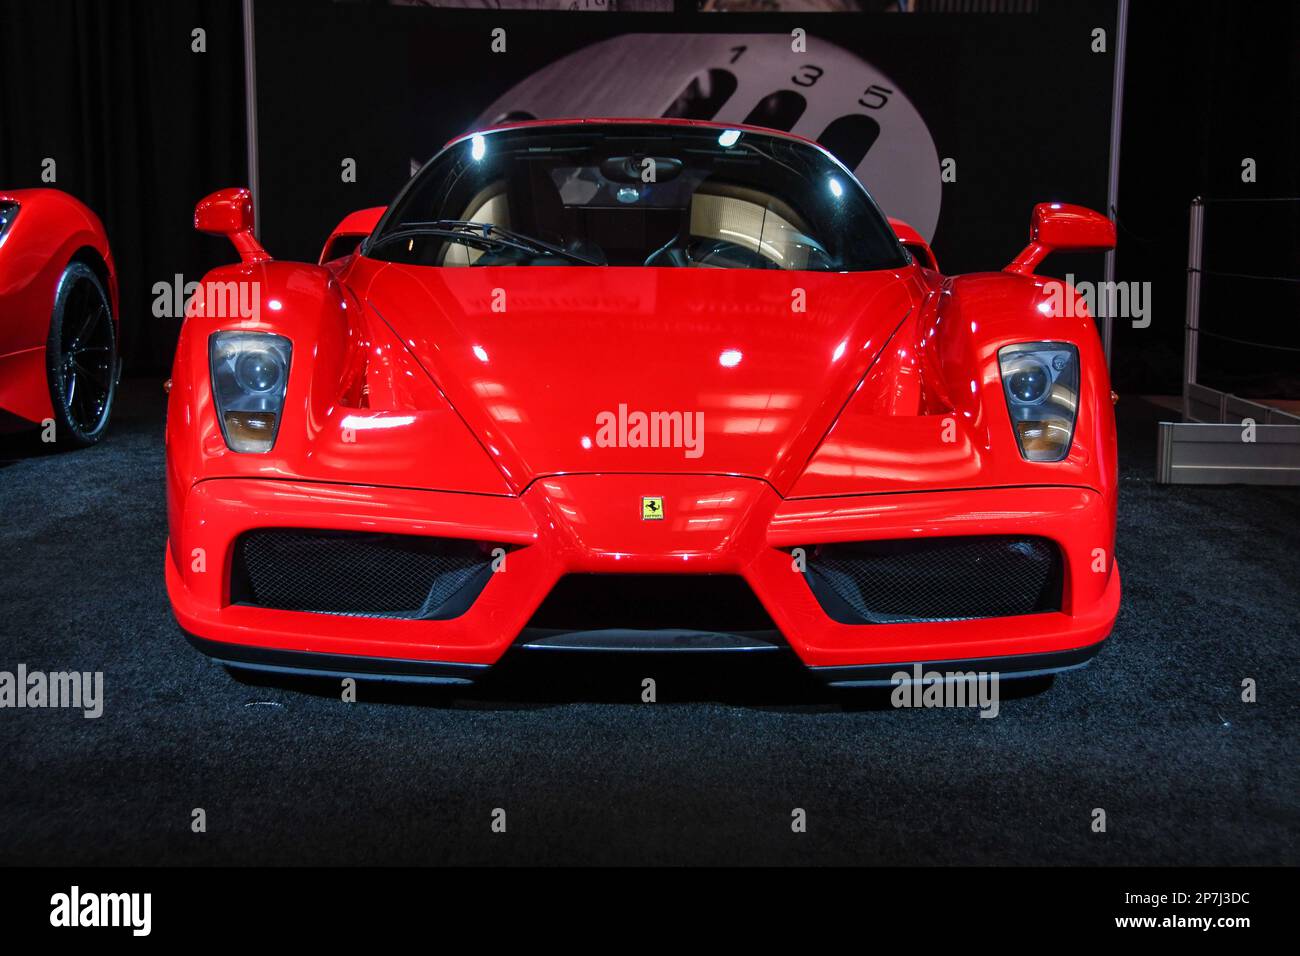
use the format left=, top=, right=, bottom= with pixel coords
left=888, top=217, right=938, bottom=272
left=1004, top=203, right=1115, bottom=275
left=195, top=187, right=270, bottom=264
left=319, top=206, right=386, bottom=264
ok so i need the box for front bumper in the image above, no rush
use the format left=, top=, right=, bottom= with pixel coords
left=167, top=475, right=1119, bottom=678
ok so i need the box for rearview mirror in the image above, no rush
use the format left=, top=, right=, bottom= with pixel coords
left=1004, top=203, right=1115, bottom=275
left=195, top=187, right=269, bottom=264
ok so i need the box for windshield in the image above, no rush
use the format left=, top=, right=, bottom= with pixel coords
left=366, top=123, right=908, bottom=271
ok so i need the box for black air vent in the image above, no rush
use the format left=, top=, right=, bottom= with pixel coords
left=523, top=574, right=781, bottom=649
left=231, top=529, right=498, bottom=620
left=802, top=536, right=1062, bottom=625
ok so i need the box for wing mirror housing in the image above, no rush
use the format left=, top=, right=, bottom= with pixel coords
left=889, top=217, right=938, bottom=272
left=195, top=187, right=270, bottom=264
left=320, top=206, right=386, bottom=264
left=1004, top=203, right=1115, bottom=275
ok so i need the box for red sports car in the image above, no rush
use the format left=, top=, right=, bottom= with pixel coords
left=166, top=119, right=1119, bottom=687
left=0, top=189, right=119, bottom=445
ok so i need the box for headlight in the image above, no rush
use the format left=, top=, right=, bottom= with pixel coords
left=998, top=342, right=1079, bottom=462
left=0, top=201, right=18, bottom=242
left=209, top=331, right=292, bottom=453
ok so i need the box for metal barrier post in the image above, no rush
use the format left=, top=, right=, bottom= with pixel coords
left=1182, top=197, right=1204, bottom=420
left=243, top=0, right=260, bottom=237
left=1102, top=0, right=1130, bottom=366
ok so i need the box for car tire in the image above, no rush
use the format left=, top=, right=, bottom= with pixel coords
left=45, top=260, right=118, bottom=447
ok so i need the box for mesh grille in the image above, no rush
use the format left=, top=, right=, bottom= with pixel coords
left=803, top=536, right=1062, bottom=624
left=232, top=529, right=496, bottom=619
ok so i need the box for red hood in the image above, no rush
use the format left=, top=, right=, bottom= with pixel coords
left=359, top=264, right=919, bottom=493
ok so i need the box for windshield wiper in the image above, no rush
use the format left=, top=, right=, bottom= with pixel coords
left=369, top=219, right=602, bottom=266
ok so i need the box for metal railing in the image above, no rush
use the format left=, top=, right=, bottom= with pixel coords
left=1157, top=196, right=1300, bottom=485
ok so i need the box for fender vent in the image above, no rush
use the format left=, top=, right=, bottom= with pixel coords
left=231, top=529, right=499, bottom=619
left=801, top=536, right=1062, bottom=624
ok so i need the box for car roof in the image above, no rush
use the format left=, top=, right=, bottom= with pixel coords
left=444, top=117, right=825, bottom=152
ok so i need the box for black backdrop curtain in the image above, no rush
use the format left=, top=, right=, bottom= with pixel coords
left=0, top=0, right=246, bottom=374
left=0, top=0, right=1296, bottom=394
left=1112, top=0, right=1300, bottom=397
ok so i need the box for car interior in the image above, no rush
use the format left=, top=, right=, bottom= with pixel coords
left=432, top=160, right=833, bottom=269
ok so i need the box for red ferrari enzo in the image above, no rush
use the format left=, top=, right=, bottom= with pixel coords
left=166, top=119, right=1120, bottom=688
left=0, top=189, right=119, bottom=445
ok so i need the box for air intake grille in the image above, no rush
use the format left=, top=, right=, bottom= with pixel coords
left=231, top=529, right=497, bottom=619
left=802, top=536, right=1062, bottom=624
left=527, top=574, right=777, bottom=633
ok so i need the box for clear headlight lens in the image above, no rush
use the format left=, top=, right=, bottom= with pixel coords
left=209, top=331, right=291, bottom=453
left=998, top=342, right=1079, bottom=462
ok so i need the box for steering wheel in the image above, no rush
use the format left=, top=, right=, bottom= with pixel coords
left=644, top=236, right=776, bottom=269
left=689, top=238, right=775, bottom=268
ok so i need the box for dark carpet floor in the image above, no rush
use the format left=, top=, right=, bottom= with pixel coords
left=0, top=380, right=1296, bottom=865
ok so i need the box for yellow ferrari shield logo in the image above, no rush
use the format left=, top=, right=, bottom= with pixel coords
left=641, top=496, right=664, bottom=520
